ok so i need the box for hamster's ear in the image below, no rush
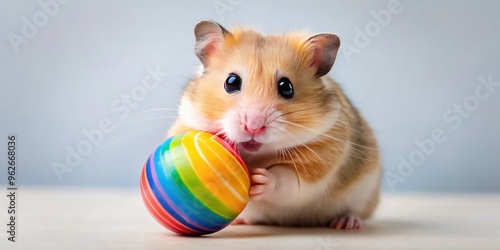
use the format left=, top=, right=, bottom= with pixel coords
left=305, top=33, right=340, bottom=77
left=194, top=20, right=230, bottom=66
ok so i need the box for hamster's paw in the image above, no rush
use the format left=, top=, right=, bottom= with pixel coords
left=329, top=215, right=363, bottom=230
left=231, top=217, right=254, bottom=225
left=249, top=168, right=276, bottom=201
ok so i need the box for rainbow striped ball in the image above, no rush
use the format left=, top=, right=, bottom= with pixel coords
left=140, top=130, right=250, bottom=236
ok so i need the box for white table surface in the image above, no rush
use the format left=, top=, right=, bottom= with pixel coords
left=1, top=187, right=499, bottom=250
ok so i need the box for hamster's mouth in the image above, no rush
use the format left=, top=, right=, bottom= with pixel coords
left=239, top=139, right=262, bottom=152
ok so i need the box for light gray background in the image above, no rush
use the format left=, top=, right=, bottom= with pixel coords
left=1, top=0, right=499, bottom=192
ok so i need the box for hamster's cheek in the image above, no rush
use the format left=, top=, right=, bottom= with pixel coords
left=179, top=98, right=214, bottom=131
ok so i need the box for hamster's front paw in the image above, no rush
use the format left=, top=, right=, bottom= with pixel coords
left=249, top=168, right=276, bottom=201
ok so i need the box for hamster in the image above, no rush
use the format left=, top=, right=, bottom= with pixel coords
left=167, top=20, right=381, bottom=230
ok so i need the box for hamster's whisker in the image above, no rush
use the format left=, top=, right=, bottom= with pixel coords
left=273, top=107, right=341, bottom=120
left=272, top=142, right=280, bottom=164
left=278, top=149, right=284, bottom=164
left=113, top=109, right=178, bottom=127
left=283, top=129, right=324, bottom=166
left=128, top=108, right=179, bottom=118
left=287, top=147, right=304, bottom=187
left=103, top=122, right=173, bottom=148
left=278, top=120, right=378, bottom=162
left=334, top=119, right=372, bottom=138
left=280, top=120, right=378, bottom=152
left=274, top=108, right=317, bottom=118
left=282, top=147, right=302, bottom=187
left=286, top=143, right=307, bottom=168
left=114, top=116, right=178, bottom=126
left=276, top=127, right=308, bottom=186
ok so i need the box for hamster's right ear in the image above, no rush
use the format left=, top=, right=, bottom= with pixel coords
left=194, top=20, right=231, bottom=67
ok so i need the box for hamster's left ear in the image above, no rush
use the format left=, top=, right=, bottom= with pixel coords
left=305, top=34, right=340, bottom=77
left=194, top=20, right=231, bottom=67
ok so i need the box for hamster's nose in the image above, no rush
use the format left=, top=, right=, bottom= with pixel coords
left=244, top=124, right=266, bottom=136
left=244, top=110, right=267, bottom=136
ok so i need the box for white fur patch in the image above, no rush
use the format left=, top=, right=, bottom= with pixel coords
left=178, top=97, right=220, bottom=133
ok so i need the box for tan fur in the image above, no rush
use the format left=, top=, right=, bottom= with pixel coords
left=169, top=23, right=381, bottom=225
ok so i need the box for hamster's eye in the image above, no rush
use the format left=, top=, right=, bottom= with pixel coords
left=277, top=77, right=294, bottom=99
left=224, top=73, right=242, bottom=93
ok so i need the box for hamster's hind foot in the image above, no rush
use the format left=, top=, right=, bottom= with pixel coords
left=329, top=215, right=363, bottom=230
left=231, top=217, right=256, bottom=225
